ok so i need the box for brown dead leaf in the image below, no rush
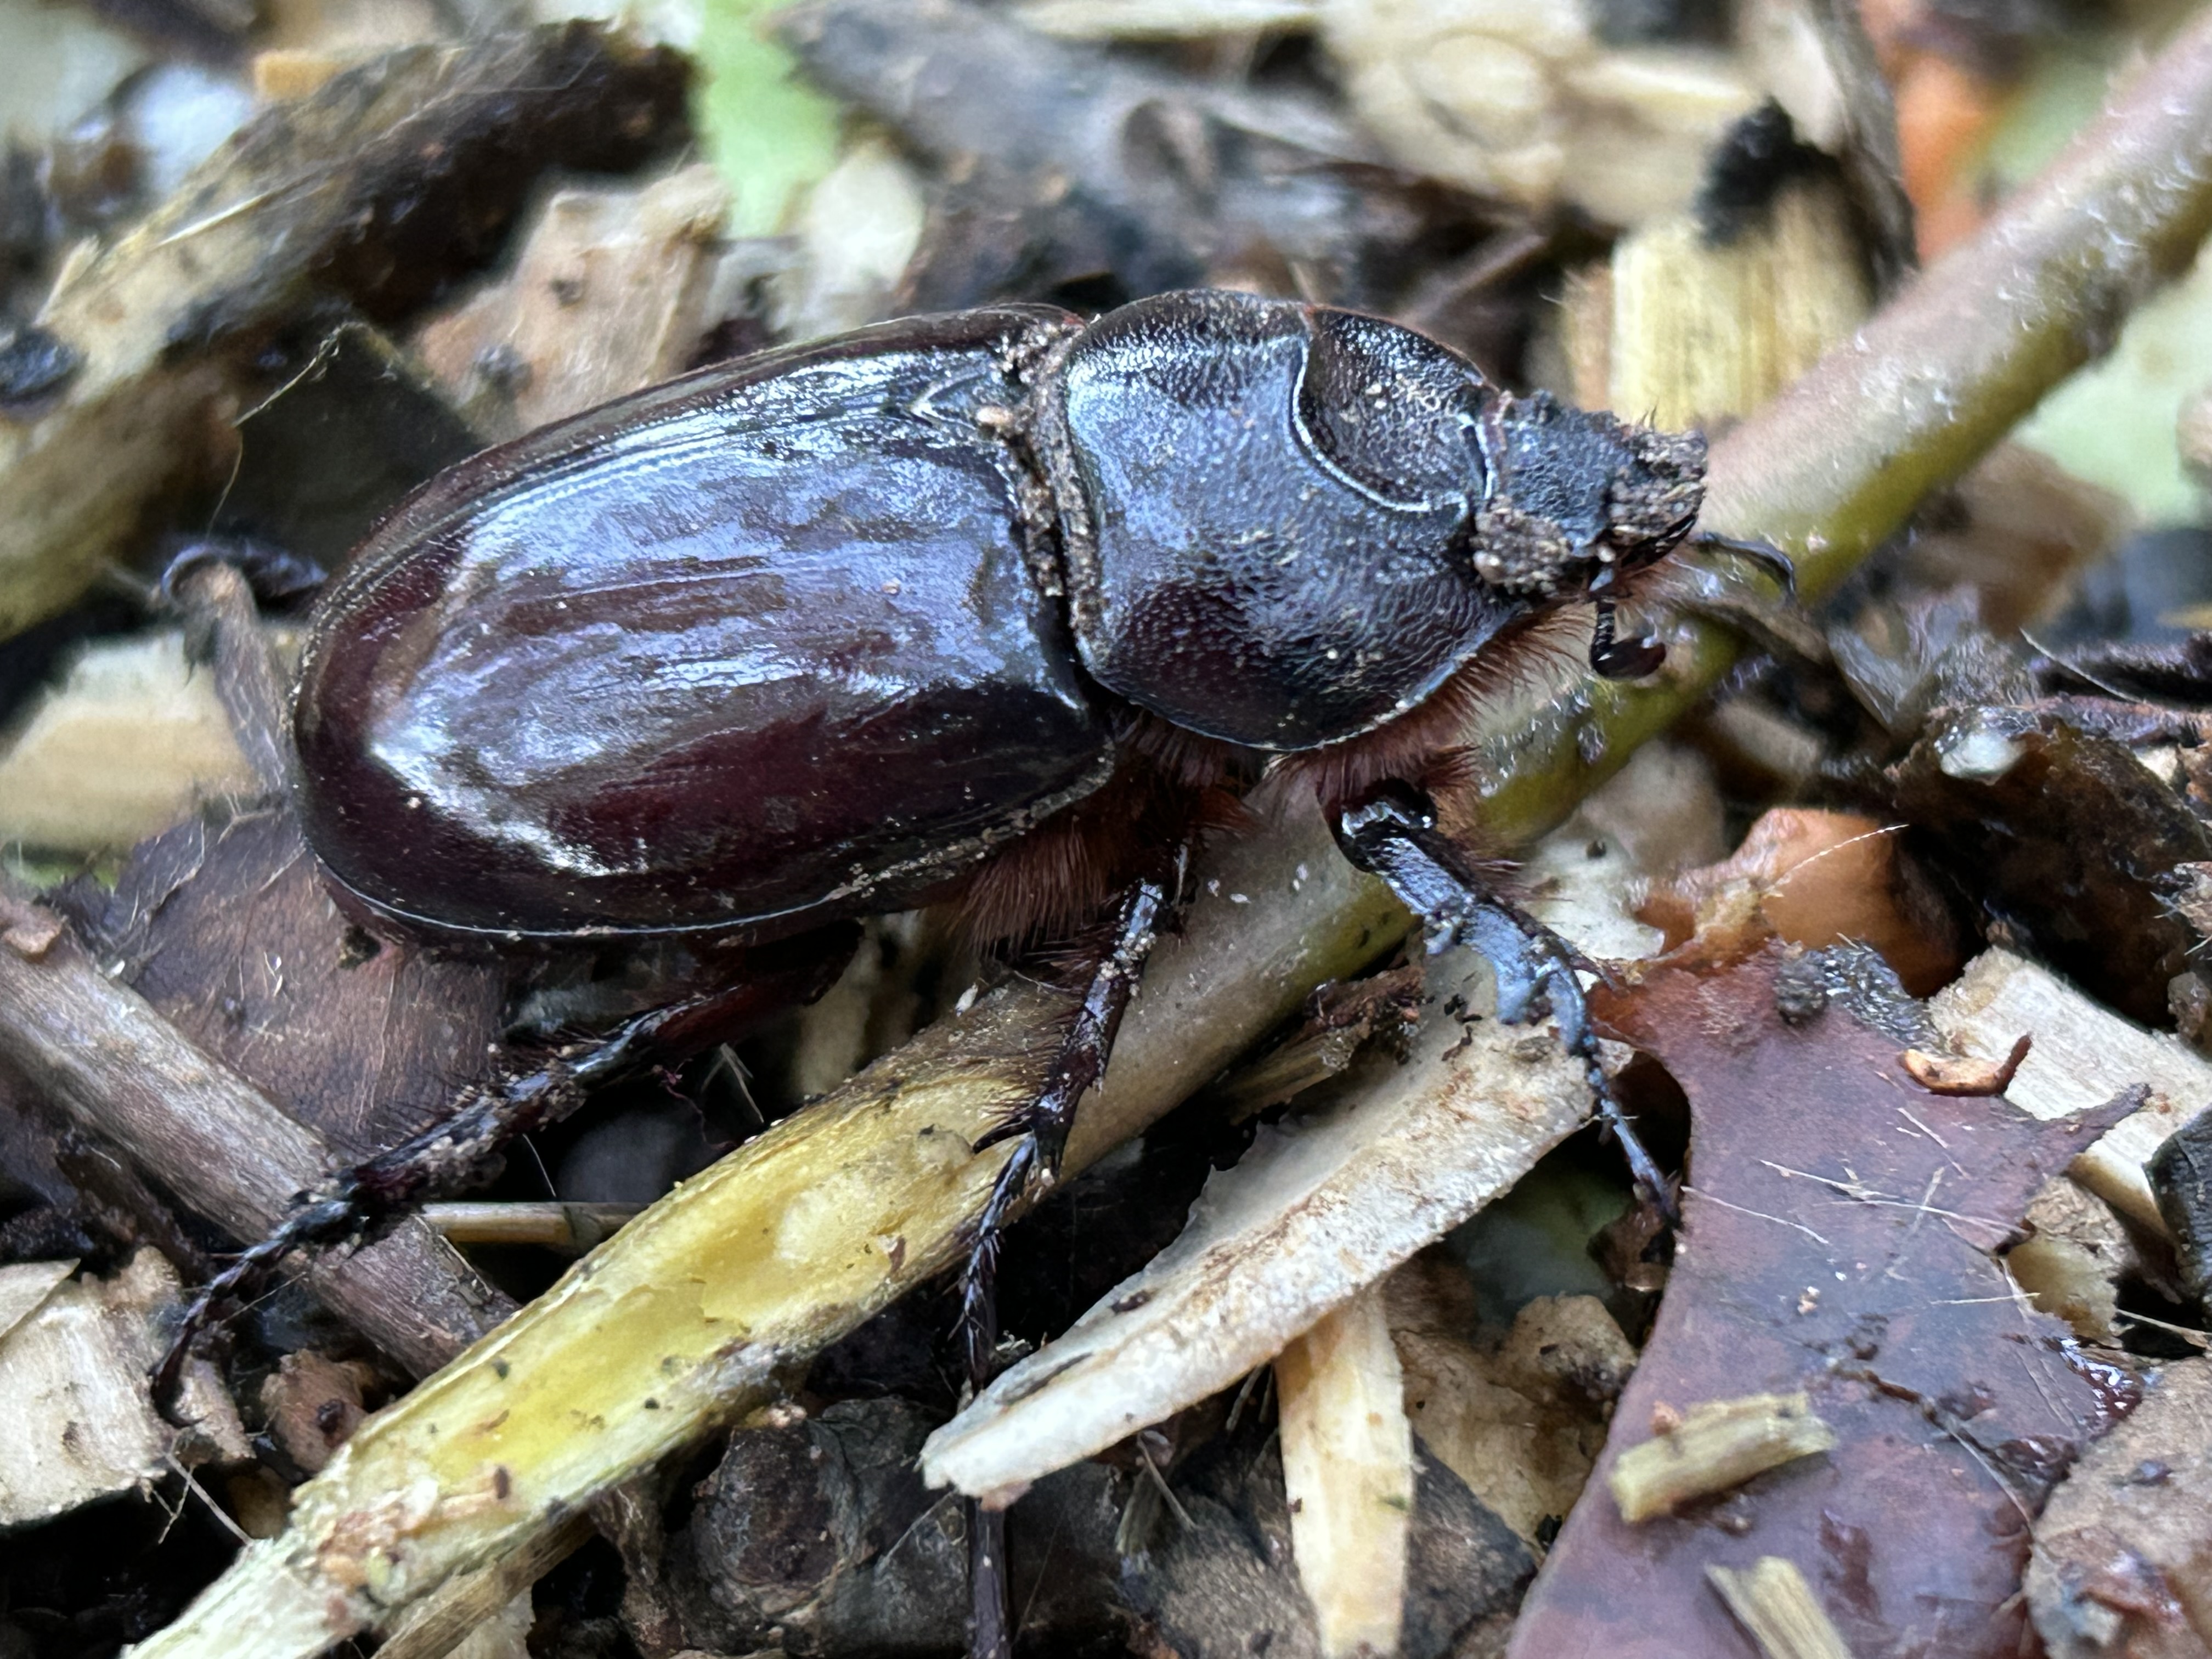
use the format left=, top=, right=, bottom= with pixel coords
left=49, top=806, right=506, bottom=1158
left=1508, top=944, right=2142, bottom=1659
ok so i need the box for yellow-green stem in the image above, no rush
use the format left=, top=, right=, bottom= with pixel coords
left=1479, top=12, right=2212, bottom=845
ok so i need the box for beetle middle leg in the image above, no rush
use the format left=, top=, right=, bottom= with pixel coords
left=955, top=862, right=1176, bottom=1659
left=957, top=866, right=1175, bottom=1373
left=1333, top=784, right=1678, bottom=1218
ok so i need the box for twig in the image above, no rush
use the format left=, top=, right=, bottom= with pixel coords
left=422, top=1201, right=641, bottom=1251
left=1476, top=10, right=2212, bottom=845
left=0, top=882, right=511, bottom=1380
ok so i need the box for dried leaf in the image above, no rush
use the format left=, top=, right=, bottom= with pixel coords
left=51, top=806, right=508, bottom=1159
left=1510, top=944, right=2142, bottom=1659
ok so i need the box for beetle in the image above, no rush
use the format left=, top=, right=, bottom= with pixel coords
left=162, top=289, right=1763, bottom=1551
left=153, top=285, right=1776, bottom=1654
left=262, top=280, right=1713, bottom=1252
left=291, top=288, right=1702, bottom=943
left=167, top=283, right=1737, bottom=1353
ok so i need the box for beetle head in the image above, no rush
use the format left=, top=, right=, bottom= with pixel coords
left=1466, top=391, right=1706, bottom=602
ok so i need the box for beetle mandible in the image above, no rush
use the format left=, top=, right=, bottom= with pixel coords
left=170, top=287, right=1753, bottom=1427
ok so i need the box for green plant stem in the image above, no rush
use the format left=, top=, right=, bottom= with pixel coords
left=1478, top=9, right=2212, bottom=846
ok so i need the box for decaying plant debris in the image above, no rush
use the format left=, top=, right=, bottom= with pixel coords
left=5, top=3, right=2212, bottom=1658
left=1520, top=943, right=2145, bottom=1658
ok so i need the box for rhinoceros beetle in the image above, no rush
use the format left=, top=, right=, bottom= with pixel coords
left=161, top=292, right=1767, bottom=1563
left=290, top=287, right=1706, bottom=943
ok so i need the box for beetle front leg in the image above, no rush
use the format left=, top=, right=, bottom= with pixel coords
left=1333, top=786, right=1678, bottom=1220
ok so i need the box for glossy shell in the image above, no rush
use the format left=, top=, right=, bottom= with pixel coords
left=293, top=306, right=1111, bottom=940
left=1037, top=290, right=1521, bottom=751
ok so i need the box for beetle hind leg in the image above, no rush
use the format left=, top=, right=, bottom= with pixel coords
left=1334, top=785, right=1679, bottom=1222
left=151, top=996, right=709, bottom=1410
left=151, top=947, right=853, bottom=1413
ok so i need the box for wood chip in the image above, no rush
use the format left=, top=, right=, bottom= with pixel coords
left=1930, top=949, right=2212, bottom=1232
left=0, top=1250, right=247, bottom=1527
left=0, top=631, right=254, bottom=854
left=411, top=163, right=732, bottom=441
left=1276, top=1288, right=1413, bottom=1659
left=922, top=945, right=1592, bottom=1502
left=1900, top=1031, right=2032, bottom=1095
left=1707, top=1556, right=1854, bottom=1659
left=1607, top=1392, right=1837, bottom=1524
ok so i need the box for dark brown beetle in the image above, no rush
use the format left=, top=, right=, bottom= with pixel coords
left=180, top=281, right=1727, bottom=1351
left=293, top=289, right=1702, bottom=947
left=171, top=291, right=1756, bottom=1653
left=267, top=284, right=1714, bottom=1279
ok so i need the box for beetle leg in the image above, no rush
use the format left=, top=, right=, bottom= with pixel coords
left=960, top=868, right=1172, bottom=1373
left=956, top=867, right=1174, bottom=1659
left=1333, top=785, right=1679, bottom=1223
left=151, top=950, right=848, bottom=1413
left=151, top=997, right=692, bottom=1409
